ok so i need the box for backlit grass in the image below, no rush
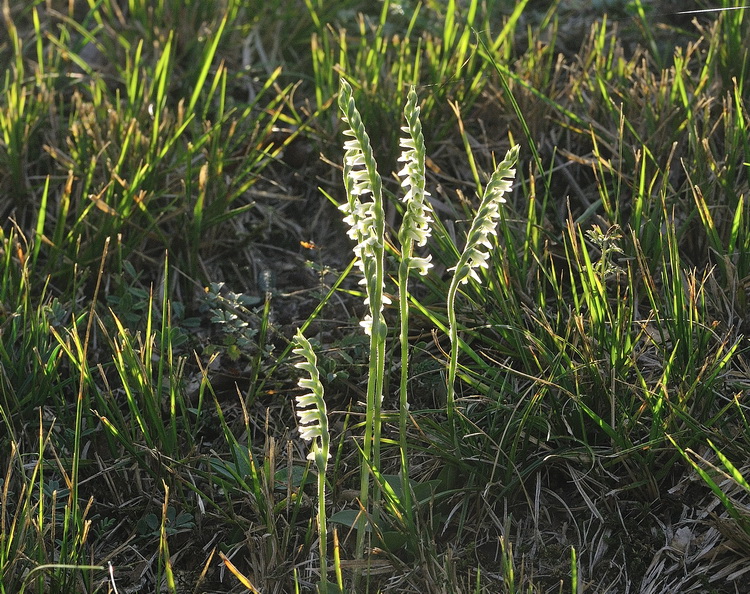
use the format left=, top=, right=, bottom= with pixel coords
left=1, top=1, right=749, bottom=592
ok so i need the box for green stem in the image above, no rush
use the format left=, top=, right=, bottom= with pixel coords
left=375, top=202, right=387, bottom=519
left=357, top=260, right=386, bottom=560
left=317, top=454, right=328, bottom=594
left=397, top=255, right=414, bottom=525
left=356, top=332, right=375, bottom=559
left=372, top=308, right=385, bottom=519
left=445, top=278, right=460, bottom=443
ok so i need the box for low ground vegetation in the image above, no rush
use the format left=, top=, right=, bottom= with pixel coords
left=1, top=1, right=750, bottom=592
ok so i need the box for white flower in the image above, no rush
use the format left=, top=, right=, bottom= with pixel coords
left=397, top=86, right=434, bottom=269
left=401, top=199, right=433, bottom=248
left=449, top=146, right=518, bottom=285
left=359, top=314, right=374, bottom=335
left=338, top=79, right=387, bottom=338
left=292, top=331, right=330, bottom=461
left=408, top=255, right=433, bottom=276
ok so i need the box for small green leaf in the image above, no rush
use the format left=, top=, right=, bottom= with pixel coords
left=274, top=465, right=307, bottom=490
left=329, top=509, right=364, bottom=529
left=378, top=530, right=408, bottom=552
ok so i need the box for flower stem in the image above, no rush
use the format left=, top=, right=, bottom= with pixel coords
left=397, top=255, right=415, bottom=524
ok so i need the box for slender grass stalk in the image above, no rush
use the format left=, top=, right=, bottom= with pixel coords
left=333, top=528, right=344, bottom=591
left=445, top=146, right=518, bottom=438
left=65, top=238, right=109, bottom=569
left=395, top=86, right=433, bottom=525
left=338, top=78, right=388, bottom=561
left=158, top=482, right=177, bottom=593
left=292, top=330, right=331, bottom=594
